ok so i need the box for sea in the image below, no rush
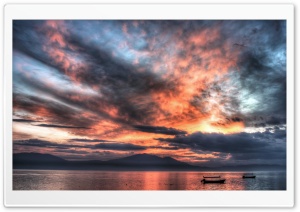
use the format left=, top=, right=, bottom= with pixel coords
left=13, top=170, right=286, bottom=190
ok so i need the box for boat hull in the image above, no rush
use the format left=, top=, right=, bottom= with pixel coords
left=201, top=179, right=225, bottom=184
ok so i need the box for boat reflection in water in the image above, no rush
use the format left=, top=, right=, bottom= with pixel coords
left=203, top=175, right=220, bottom=178
left=242, top=173, right=256, bottom=178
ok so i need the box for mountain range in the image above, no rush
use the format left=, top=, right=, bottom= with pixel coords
left=13, top=153, right=286, bottom=171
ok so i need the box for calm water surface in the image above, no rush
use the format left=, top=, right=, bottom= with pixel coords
left=13, top=170, right=286, bottom=190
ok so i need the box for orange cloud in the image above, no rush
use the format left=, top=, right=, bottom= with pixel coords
left=138, top=24, right=243, bottom=134
left=41, top=21, right=87, bottom=84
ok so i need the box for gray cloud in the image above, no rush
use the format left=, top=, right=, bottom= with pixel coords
left=13, top=118, right=38, bottom=122
left=14, top=139, right=85, bottom=149
left=93, top=143, right=146, bottom=151
left=36, top=124, right=90, bottom=129
left=69, top=138, right=107, bottom=143
left=148, top=145, right=179, bottom=150
left=14, top=138, right=146, bottom=152
left=157, top=130, right=286, bottom=165
left=133, top=125, right=187, bottom=135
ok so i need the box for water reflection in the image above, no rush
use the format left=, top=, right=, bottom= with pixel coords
left=13, top=170, right=286, bottom=190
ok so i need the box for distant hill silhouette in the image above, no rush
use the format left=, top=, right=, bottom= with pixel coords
left=13, top=153, right=200, bottom=171
left=13, top=153, right=67, bottom=169
left=14, top=152, right=66, bottom=163
left=13, top=152, right=286, bottom=171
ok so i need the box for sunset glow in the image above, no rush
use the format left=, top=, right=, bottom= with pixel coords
left=13, top=20, right=286, bottom=166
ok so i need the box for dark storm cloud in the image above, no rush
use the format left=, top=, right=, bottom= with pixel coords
left=229, top=117, right=243, bottom=122
left=59, top=150, right=132, bottom=161
left=13, top=93, right=96, bottom=130
left=238, top=51, right=286, bottom=114
left=148, top=146, right=180, bottom=150
left=54, top=149, right=89, bottom=155
left=71, top=138, right=179, bottom=150
left=157, top=130, right=286, bottom=164
left=70, top=138, right=107, bottom=143
left=133, top=125, right=187, bottom=135
left=13, top=21, right=64, bottom=73
left=225, top=21, right=286, bottom=127
left=13, top=20, right=286, bottom=130
left=13, top=21, right=171, bottom=125
left=252, top=116, right=286, bottom=128
left=14, top=138, right=146, bottom=151
left=158, top=131, right=285, bottom=153
left=265, top=116, right=287, bottom=126
left=62, top=34, right=172, bottom=124
left=159, top=132, right=262, bottom=153
left=14, top=139, right=85, bottom=149
left=36, top=124, right=90, bottom=129
left=13, top=73, right=135, bottom=128
left=93, top=143, right=146, bottom=151
left=14, top=139, right=53, bottom=148
left=13, top=118, right=38, bottom=122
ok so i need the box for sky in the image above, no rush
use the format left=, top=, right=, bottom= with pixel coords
left=12, top=20, right=286, bottom=167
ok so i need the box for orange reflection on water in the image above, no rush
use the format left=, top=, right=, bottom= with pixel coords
left=14, top=170, right=286, bottom=191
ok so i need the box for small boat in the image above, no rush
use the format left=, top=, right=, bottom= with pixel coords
left=203, top=175, right=221, bottom=178
left=242, top=173, right=256, bottom=178
left=201, top=179, right=225, bottom=184
left=243, top=175, right=256, bottom=178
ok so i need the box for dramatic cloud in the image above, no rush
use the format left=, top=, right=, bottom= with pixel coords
left=157, top=129, right=286, bottom=165
left=13, top=20, right=286, bottom=165
left=93, top=143, right=146, bottom=151
left=13, top=119, right=38, bottom=122
left=36, top=124, right=90, bottom=129
left=69, top=138, right=107, bottom=143
left=14, top=139, right=85, bottom=149
left=158, top=130, right=286, bottom=154
left=133, top=125, right=187, bottom=135
left=14, top=138, right=146, bottom=153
